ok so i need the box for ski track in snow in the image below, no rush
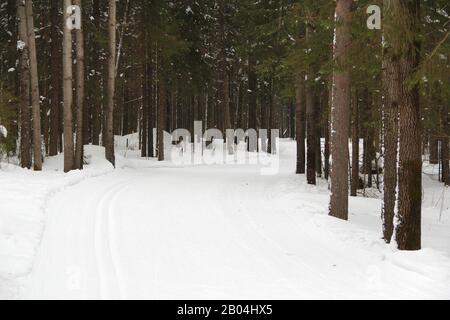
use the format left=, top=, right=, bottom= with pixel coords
left=94, top=181, right=130, bottom=299
left=19, top=141, right=450, bottom=300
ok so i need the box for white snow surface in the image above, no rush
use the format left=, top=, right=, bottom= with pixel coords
left=0, top=146, right=114, bottom=299
left=1, top=138, right=450, bottom=299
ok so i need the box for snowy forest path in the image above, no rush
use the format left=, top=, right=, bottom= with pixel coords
left=24, top=163, right=337, bottom=300
left=22, top=145, right=450, bottom=299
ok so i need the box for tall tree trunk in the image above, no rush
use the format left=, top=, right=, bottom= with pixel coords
left=207, top=88, right=214, bottom=130
left=141, top=0, right=149, bottom=157
left=25, top=0, right=42, bottom=170
left=141, top=74, right=148, bottom=158
left=81, top=4, right=90, bottom=146
left=141, top=54, right=148, bottom=157
left=49, top=0, right=60, bottom=157
left=147, top=58, right=154, bottom=158
left=157, top=76, right=167, bottom=161
left=63, top=0, right=75, bottom=172
left=306, top=87, right=316, bottom=184
left=296, top=73, right=306, bottom=174
left=305, top=23, right=316, bottom=184
left=290, top=101, right=295, bottom=140
left=324, top=81, right=332, bottom=181
left=315, top=96, right=322, bottom=177
left=324, top=111, right=330, bottom=181
left=363, top=90, right=374, bottom=188
left=267, top=78, right=277, bottom=154
left=5, top=0, right=17, bottom=93
left=224, top=74, right=231, bottom=130
left=74, top=0, right=85, bottom=170
left=351, top=88, right=359, bottom=197
left=42, top=72, right=49, bottom=156
left=248, top=54, right=258, bottom=152
left=395, top=0, right=422, bottom=251
left=364, top=134, right=374, bottom=188
left=224, top=73, right=233, bottom=154
left=261, top=87, right=268, bottom=152
left=441, top=104, right=449, bottom=185
left=381, top=13, right=400, bottom=242
left=329, top=0, right=352, bottom=220
left=171, top=83, right=177, bottom=132
left=122, top=80, right=129, bottom=135
left=193, top=94, right=199, bottom=136
left=429, top=135, right=439, bottom=164
left=17, top=0, right=31, bottom=169
left=105, top=0, right=116, bottom=166
left=91, top=0, right=101, bottom=146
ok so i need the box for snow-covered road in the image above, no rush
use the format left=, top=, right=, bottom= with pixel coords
left=22, top=142, right=450, bottom=300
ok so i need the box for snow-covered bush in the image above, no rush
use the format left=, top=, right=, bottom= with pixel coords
left=0, top=125, right=6, bottom=138
left=0, top=125, right=7, bottom=167
left=0, top=90, right=18, bottom=165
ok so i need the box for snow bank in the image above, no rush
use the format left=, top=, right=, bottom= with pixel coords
left=0, top=145, right=113, bottom=299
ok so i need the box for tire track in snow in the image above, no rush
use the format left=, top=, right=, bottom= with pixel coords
left=94, top=180, right=130, bottom=300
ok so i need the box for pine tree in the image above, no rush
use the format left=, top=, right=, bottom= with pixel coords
left=248, top=54, right=258, bottom=152
left=351, top=88, right=359, bottom=197
left=158, top=63, right=167, bottom=162
left=25, top=0, right=42, bottom=171
left=62, top=0, right=75, bottom=172
left=141, top=1, right=149, bottom=158
left=74, top=0, right=85, bottom=170
left=305, top=23, right=316, bottom=185
left=441, top=103, right=449, bottom=185
left=393, top=0, right=422, bottom=250
left=17, top=0, right=31, bottom=169
left=296, top=73, right=306, bottom=174
left=49, top=0, right=60, bottom=157
left=91, top=0, right=102, bottom=146
left=329, top=0, right=353, bottom=220
left=381, top=0, right=400, bottom=242
left=105, top=0, right=116, bottom=166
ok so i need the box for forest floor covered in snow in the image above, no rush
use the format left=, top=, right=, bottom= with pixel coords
left=1, top=138, right=450, bottom=299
